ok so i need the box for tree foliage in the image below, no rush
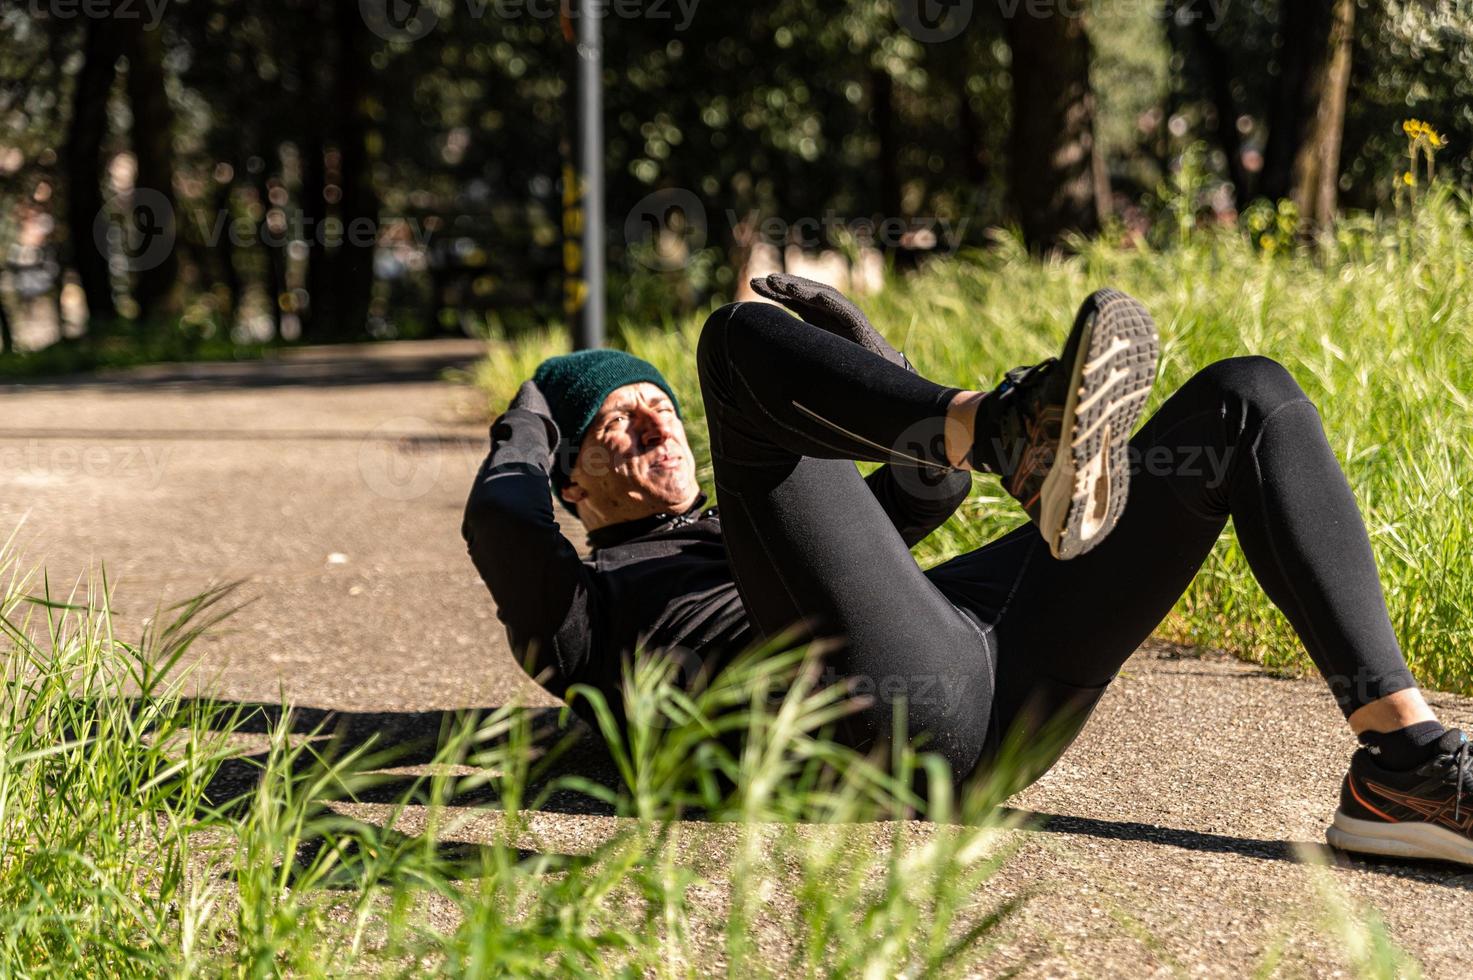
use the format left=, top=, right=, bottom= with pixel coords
left=0, top=0, right=1469, bottom=348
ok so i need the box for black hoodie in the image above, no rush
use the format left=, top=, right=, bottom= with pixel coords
left=462, top=405, right=965, bottom=716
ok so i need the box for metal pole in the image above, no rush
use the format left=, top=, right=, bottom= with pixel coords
left=563, top=0, right=605, bottom=350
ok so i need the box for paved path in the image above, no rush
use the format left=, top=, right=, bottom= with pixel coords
left=1, top=341, right=1468, bottom=976
left=0, top=341, right=555, bottom=712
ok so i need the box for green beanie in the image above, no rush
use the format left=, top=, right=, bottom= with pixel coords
left=532, top=349, right=682, bottom=510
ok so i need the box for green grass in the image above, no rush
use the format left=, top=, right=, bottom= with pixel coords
left=0, top=543, right=1050, bottom=975
left=0, top=322, right=274, bottom=379
left=0, top=549, right=1431, bottom=975
left=472, top=188, right=1473, bottom=696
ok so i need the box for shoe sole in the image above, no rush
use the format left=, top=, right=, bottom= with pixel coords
left=1327, top=810, right=1473, bottom=866
left=1037, top=289, right=1159, bottom=561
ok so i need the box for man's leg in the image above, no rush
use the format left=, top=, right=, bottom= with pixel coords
left=930, top=355, right=1473, bottom=864
left=930, top=356, right=1424, bottom=765
left=696, top=303, right=994, bottom=777
left=699, top=294, right=1160, bottom=564
left=697, top=302, right=971, bottom=473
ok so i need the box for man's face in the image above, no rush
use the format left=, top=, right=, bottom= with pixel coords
left=561, top=382, right=700, bottom=530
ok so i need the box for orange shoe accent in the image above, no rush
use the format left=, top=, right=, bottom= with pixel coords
left=1347, top=775, right=1400, bottom=824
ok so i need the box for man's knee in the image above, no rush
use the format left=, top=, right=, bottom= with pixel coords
left=1189, top=355, right=1312, bottom=418
left=698, top=300, right=795, bottom=399
left=696, top=302, right=744, bottom=391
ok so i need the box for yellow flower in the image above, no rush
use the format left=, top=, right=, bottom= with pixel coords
left=1403, top=118, right=1446, bottom=148
left=1403, top=171, right=1417, bottom=186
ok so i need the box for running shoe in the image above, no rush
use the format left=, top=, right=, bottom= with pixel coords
left=1326, top=728, right=1473, bottom=866
left=971, top=288, right=1159, bottom=560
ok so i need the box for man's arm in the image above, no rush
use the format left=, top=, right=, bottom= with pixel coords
left=462, top=383, right=598, bottom=692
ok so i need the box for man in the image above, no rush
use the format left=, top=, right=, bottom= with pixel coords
left=464, top=275, right=1472, bottom=866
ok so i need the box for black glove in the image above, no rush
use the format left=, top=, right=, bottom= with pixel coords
left=749, top=273, right=910, bottom=371
left=508, top=379, right=553, bottom=419
left=504, top=379, right=561, bottom=450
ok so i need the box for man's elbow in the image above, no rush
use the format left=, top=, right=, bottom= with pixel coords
left=462, top=464, right=552, bottom=546
left=461, top=492, right=498, bottom=547
left=462, top=494, right=531, bottom=562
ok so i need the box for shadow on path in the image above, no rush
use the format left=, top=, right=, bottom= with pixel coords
left=184, top=700, right=616, bottom=887
left=1001, top=807, right=1472, bottom=887
left=176, top=700, right=1473, bottom=891
left=190, top=701, right=621, bottom=819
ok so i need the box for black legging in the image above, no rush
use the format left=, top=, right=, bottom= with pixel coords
left=696, top=301, right=1416, bottom=783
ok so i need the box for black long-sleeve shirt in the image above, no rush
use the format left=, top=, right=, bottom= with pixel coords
left=462, top=407, right=969, bottom=714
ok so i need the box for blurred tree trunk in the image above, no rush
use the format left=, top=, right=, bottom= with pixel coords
left=329, top=0, right=378, bottom=340
left=1261, top=0, right=1355, bottom=227
left=297, top=0, right=334, bottom=340
left=253, top=167, right=285, bottom=340
left=65, top=15, right=120, bottom=326
left=871, top=68, right=902, bottom=225
left=1184, top=7, right=1250, bottom=209
left=1293, top=0, right=1354, bottom=227
left=0, top=297, right=13, bottom=354
left=1004, top=10, right=1108, bottom=251
left=300, top=138, right=331, bottom=338
left=123, top=21, right=180, bottom=321
left=957, top=55, right=988, bottom=189
left=210, top=169, right=241, bottom=321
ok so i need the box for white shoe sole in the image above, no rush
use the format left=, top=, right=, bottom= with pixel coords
left=1326, top=810, right=1473, bottom=866
left=1040, top=289, right=1159, bottom=561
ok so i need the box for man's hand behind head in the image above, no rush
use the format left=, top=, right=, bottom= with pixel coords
left=508, top=379, right=554, bottom=420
